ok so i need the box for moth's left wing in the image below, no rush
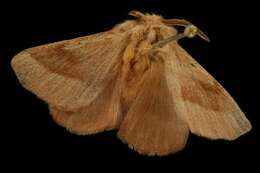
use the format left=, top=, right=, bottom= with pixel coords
left=164, top=44, right=251, bottom=140
left=118, top=57, right=189, bottom=156
left=49, top=72, right=122, bottom=134
left=11, top=29, right=129, bottom=111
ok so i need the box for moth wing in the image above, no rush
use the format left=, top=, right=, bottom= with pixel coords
left=11, top=28, right=129, bottom=111
left=164, top=44, right=251, bottom=140
left=118, top=58, right=189, bottom=156
left=49, top=73, right=122, bottom=134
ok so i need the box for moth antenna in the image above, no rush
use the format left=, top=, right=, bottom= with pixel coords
left=129, top=10, right=145, bottom=18
left=153, top=25, right=201, bottom=48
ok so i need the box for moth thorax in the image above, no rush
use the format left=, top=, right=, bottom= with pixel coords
left=142, top=15, right=163, bottom=25
left=147, top=29, right=157, bottom=43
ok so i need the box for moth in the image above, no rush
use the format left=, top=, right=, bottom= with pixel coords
left=11, top=10, right=251, bottom=156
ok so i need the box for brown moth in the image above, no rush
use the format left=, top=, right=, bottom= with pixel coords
left=11, top=10, right=251, bottom=156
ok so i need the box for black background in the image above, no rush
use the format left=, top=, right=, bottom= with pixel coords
left=1, top=0, right=259, bottom=171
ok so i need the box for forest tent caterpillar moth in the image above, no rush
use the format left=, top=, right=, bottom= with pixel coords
left=11, top=10, right=251, bottom=156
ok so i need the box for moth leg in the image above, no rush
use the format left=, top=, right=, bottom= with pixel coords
left=153, top=25, right=202, bottom=48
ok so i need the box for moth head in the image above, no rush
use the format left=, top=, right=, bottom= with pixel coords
left=129, top=10, right=210, bottom=42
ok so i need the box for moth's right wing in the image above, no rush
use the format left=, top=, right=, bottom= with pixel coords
left=164, top=44, right=251, bottom=140
left=11, top=25, right=133, bottom=112
left=118, top=56, right=189, bottom=156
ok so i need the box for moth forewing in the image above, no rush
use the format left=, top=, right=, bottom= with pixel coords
left=118, top=58, right=189, bottom=156
left=11, top=27, right=131, bottom=112
left=163, top=43, right=251, bottom=140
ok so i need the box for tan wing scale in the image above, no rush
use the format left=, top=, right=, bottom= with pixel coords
left=49, top=73, right=122, bottom=134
